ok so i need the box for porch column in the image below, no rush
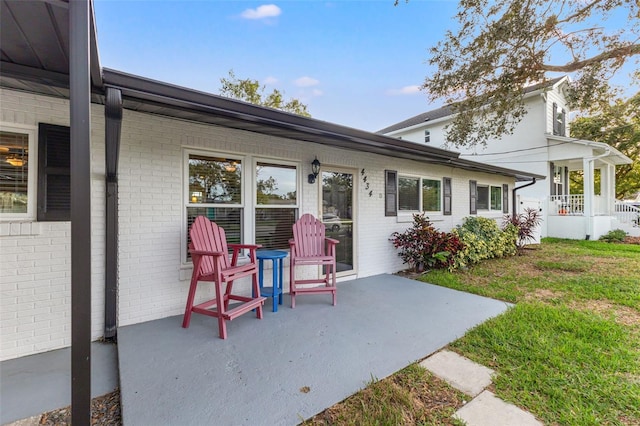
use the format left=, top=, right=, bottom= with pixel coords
left=601, top=163, right=615, bottom=215
left=69, top=0, right=92, bottom=423
left=583, top=158, right=594, bottom=238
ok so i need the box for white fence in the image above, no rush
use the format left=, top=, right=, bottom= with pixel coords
left=614, top=201, right=640, bottom=227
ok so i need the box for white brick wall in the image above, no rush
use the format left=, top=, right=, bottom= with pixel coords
left=1, top=88, right=515, bottom=360
left=116, top=109, right=516, bottom=327
left=0, top=89, right=105, bottom=361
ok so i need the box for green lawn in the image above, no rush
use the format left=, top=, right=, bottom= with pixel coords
left=307, top=238, right=640, bottom=425
left=422, top=238, right=640, bottom=425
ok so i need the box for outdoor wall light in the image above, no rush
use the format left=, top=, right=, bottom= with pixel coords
left=308, top=157, right=321, bottom=184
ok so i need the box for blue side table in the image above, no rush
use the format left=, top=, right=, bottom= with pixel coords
left=256, top=250, right=288, bottom=312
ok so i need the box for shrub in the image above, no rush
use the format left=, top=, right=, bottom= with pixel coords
left=452, top=216, right=518, bottom=269
left=503, top=208, right=543, bottom=253
left=599, top=229, right=627, bottom=243
left=390, top=213, right=465, bottom=272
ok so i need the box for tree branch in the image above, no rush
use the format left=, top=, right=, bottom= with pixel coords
left=543, top=43, right=640, bottom=72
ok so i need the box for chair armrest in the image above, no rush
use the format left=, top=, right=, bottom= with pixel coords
left=325, top=237, right=339, bottom=245
left=189, top=249, right=226, bottom=257
left=228, top=243, right=263, bottom=251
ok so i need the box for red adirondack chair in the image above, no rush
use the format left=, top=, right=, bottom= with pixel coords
left=289, top=213, right=339, bottom=308
left=182, top=216, right=265, bottom=339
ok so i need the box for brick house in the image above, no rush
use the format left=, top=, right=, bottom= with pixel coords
left=0, top=0, right=542, bottom=361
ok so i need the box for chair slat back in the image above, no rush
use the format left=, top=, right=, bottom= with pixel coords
left=189, top=216, right=230, bottom=274
left=292, top=213, right=326, bottom=257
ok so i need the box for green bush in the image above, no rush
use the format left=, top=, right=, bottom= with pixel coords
left=452, top=216, right=517, bottom=269
left=390, top=213, right=465, bottom=272
left=599, top=229, right=627, bottom=243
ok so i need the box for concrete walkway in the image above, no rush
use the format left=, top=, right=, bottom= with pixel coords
left=420, top=350, right=542, bottom=426
left=118, top=274, right=510, bottom=425
left=0, top=341, right=119, bottom=425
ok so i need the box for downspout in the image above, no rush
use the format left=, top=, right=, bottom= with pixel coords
left=105, top=87, right=122, bottom=340
left=583, top=146, right=611, bottom=240
left=512, top=178, right=537, bottom=220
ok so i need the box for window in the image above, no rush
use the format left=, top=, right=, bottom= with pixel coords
left=255, top=162, right=298, bottom=250
left=424, top=130, right=430, bottom=143
left=477, top=185, right=489, bottom=210
left=399, top=175, right=443, bottom=213
left=1, top=123, right=71, bottom=222
left=0, top=127, right=34, bottom=218
left=552, top=103, right=566, bottom=136
left=422, top=179, right=441, bottom=212
left=398, top=176, right=419, bottom=211
left=186, top=153, right=243, bottom=258
left=490, top=186, right=502, bottom=211
left=474, top=183, right=502, bottom=212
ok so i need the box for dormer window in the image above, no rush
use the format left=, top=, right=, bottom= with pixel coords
left=424, top=130, right=430, bottom=143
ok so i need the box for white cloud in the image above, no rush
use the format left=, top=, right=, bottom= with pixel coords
left=386, top=85, right=421, bottom=95
left=263, top=76, right=278, bottom=85
left=241, top=4, right=281, bottom=20
left=311, top=89, right=323, bottom=96
left=294, top=76, right=320, bottom=87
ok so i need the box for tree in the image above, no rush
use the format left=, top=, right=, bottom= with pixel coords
left=419, top=0, right=639, bottom=148
left=219, top=70, right=311, bottom=117
left=569, top=92, right=640, bottom=199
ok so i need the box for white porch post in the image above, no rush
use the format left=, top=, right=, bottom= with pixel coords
left=583, top=158, right=594, bottom=238
left=602, top=163, right=615, bottom=215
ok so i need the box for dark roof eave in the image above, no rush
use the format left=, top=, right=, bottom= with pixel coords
left=101, top=68, right=542, bottom=182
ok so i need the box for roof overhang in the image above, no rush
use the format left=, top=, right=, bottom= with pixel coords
left=0, top=0, right=102, bottom=98
left=101, top=69, right=543, bottom=181
left=547, top=135, right=632, bottom=166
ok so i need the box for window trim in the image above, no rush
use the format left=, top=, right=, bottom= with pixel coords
left=253, top=157, right=301, bottom=250
left=0, top=123, right=37, bottom=220
left=398, top=173, right=444, bottom=215
left=474, top=182, right=504, bottom=213
left=182, top=149, right=246, bottom=264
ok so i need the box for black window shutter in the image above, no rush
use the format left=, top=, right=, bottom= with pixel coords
left=552, top=103, right=558, bottom=135
left=38, top=123, right=71, bottom=221
left=564, top=166, right=569, bottom=196
left=385, top=170, right=398, bottom=217
left=443, top=177, right=452, bottom=216
left=560, top=109, right=566, bottom=136
left=469, top=180, right=477, bottom=215
left=502, top=184, right=509, bottom=213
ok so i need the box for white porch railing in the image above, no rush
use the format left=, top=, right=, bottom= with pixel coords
left=614, top=201, right=640, bottom=228
left=549, top=195, right=584, bottom=216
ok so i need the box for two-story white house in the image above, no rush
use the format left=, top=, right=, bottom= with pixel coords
left=379, top=77, right=638, bottom=240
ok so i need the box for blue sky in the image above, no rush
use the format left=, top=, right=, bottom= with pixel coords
left=93, top=1, right=636, bottom=132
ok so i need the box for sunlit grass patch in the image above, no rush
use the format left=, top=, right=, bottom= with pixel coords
left=304, top=364, right=466, bottom=425
left=450, top=303, right=640, bottom=425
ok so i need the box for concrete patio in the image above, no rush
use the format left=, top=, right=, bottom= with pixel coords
left=118, top=274, right=510, bottom=425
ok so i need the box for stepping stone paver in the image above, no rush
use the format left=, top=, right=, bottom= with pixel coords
left=454, top=390, right=542, bottom=426
left=419, top=350, right=494, bottom=397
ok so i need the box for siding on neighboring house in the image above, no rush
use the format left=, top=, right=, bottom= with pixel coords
left=1, top=88, right=516, bottom=360
left=0, top=89, right=106, bottom=361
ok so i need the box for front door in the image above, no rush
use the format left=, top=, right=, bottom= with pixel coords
left=320, top=169, right=355, bottom=274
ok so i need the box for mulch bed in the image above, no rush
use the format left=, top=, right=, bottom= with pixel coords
left=38, top=390, right=121, bottom=425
